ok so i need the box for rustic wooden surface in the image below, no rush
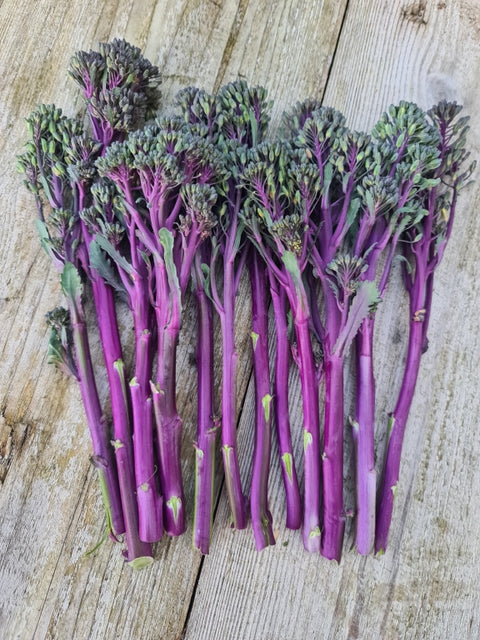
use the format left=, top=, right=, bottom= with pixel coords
left=1, top=1, right=480, bottom=638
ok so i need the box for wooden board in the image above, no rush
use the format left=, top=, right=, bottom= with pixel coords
left=1, top=1, right=479, bottom=639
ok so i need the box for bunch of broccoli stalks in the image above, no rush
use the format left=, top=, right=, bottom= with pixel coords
left=18, top=40, right=473, bottom=567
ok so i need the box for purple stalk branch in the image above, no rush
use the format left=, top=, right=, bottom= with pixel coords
left=219, top=255, right=247, bottom=530
left=269, top=276, right=302, bottom=530
left=295, top=314, right=321, bottom=552
left=153, top=285, right=185, bottom=536
left=321, top=353, right=346, bottom=561
left=375, top=316, right=424, bottom=554
left=192, top=253, right=217, bottom=553
left=353, top=316, right=377, bottom=555
left=249, top=251, right=275, bottom=550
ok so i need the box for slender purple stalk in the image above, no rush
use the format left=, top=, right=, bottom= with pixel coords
left=152, top=264, right=185, bottom=536
left=375, top=314, right=424, bottom=553
left=192, top=252, right=217, bottom=553
left=68, top=276, right=151, bottom=563
left=269, top=277, right=301, bottom=530
left=294, top=313, right=322, bottom=552
left=249, top=251, right=275, bottom=550
left=321, top=353, right=346, bottom=560
left=219, top=255, right=248, bottom=530
left=69, top=302, right=125, bottom=537
left=131, top=382, right=163, bottom=543
left=353, top=316, right=377, bottom=555
left=111, top=359, right=153, bottom=566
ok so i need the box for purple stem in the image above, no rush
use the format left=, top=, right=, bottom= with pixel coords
left=269, top=277, right=302, bottom=530
left=294, top=314, right=321, bottom=552
left=192, top=255, right=217, bottom=553
left=249, top=252, right=275, bottom=550
left=321, top=353, right=346, bottom=561
left=84, top=215, right=156, bottom=555
left=80, top=277, right=125, bottom=533
left=353, top=316, right=377, bottom=555
left=129, top=271, right=163, bottom=543
left=69, top=302, right=124, bottom=537
left=131, top=380, right=163, bottom=543
left=375, top=311, right=424, bottom=554
left=219, top=256, right=247, bottom=530
left=153, top=284, right=185, bottom=536
left=70, top=299, right=152, bottom=564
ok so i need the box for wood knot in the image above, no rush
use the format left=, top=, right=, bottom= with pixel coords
left=402, top=1, right=427, bottom=25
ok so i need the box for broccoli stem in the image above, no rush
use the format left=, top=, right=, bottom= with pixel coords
left=192, top=254, right=216, bottom=554
left=88, top=279, right=130, bottom=541
left=130, top=279, right=163, bottom=543
left=249, top=252, right=275, bottom=550
left=219, top=256, right=247, bottom=530
left=70, top=294, right=152, bottom=563
left=130, top=379, right=163, bottom=543
left=375, top=305, right=424, bottom=554
left=69, top=304, right=124, bottom=537
left=270, top=279, right=301, bottom=530
left=111, top=360, right=154, bottom=565
left=294, top=315, right=321, bottom=552
left=321, top=354, right=346, bottom=561
left=153, top=307, right=185, bottom=536
left=353, top=317, right=377, bottom=555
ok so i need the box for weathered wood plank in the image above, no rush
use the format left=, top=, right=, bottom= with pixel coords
left=2, top=1, right=480, bottom=639
left=0, top=2, right=251, bottom=639
left=183, top=1, right=480, bottom=639
left=0, top=1, right=346, bottom=639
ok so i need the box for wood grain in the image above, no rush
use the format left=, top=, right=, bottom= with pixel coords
left=1, top=1, right=480, bottom=639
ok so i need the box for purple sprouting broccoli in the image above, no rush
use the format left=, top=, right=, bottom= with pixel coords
left=174, top=89, right=219, bottom=552
left=241, top=141, right=321, bottom=551
left=97, top=120, right=221, bottom=536
left=81, top=179, right=163, bottom=544
left=191, top=242, right=218, bottom=554
left=17, top=105, right=154, bottom=567
left=176, top=82, right=273, bottom=542
left=375, top=101, right=475, bottom=554
left=349, top=102, right=445, bottom=554
left=285, top=105, right=381, bottom=560
left=68, top=38, right=161, bottom=149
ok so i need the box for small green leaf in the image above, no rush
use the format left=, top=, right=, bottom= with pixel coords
left=346, top=197, right=361, bottom=226
left=159, top=227, right=181, bottom=302
left=281, top=453, right=293, bottom=484
left=387, top=415, right=396, bottom=439
left=282, top=251, right=304, bottom=309
left=333, top=280, right=381, bottom=356
left=304, top=430, right=313, bottom=452
left=167, top=496, right=182, bottom=525
left=262, top=393, right=273, bottom=423
left=251, top=331, right=259, bottom=350
left=35, top=219, right=56, bottom=259
left=61, top=262, right=83, bottom=307
left=89, top=238, right=127, bottom=296
left=93, top=234, right=133, bottom=276
left=323, top=161, right=334, bottom=191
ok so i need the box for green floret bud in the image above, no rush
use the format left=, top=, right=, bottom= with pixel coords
left=179, top=183, right=218, bottom=238
left=175, top=86, right=217, bottom=129
left=216, top=80, right=271, bottom=145
left=271, top=213, right=306, bottom=256
left=45, top=306, right=78, bottom=378
left=65, top=135, right=103, bottom=182
left=372, top=101, right=441, bottom=153
left=69, top=38, right=161, bottom=133
left=326, top=254, right=368, bottom=300
left=357, top=174, right=399, bottom=214
left=281, top=98, right=324, bottom=137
